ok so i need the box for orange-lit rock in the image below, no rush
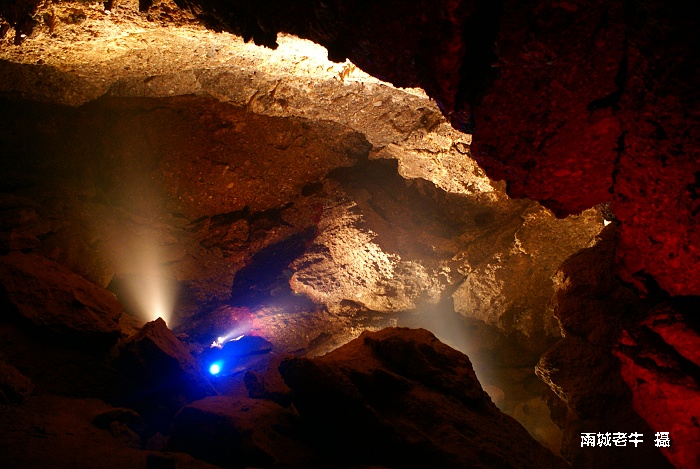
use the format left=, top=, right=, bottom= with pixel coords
left=0, top=251, right=122, bottom=340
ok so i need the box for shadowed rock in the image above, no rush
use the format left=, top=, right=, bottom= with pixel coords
left=279, top=327, right=567, bottom=469
left=0, top=252, right=122, bottom=341
left=0, top=359, right=33, bottom=403
left=167, top=396, right=315, bottom=469
left=117, top=318, right=217, bottom=431
left=615, top=303, right=700, bottom=469
left=537, top=224, right=675, bottom=468
left=244, top=355, right=293, bottom=408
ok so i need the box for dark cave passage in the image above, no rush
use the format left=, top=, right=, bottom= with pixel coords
left=228, top=227, right=318, bottom=310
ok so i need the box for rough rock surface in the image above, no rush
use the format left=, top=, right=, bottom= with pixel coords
left=0, top=2, right=604, bottom=351
left=168, top=396, right=314, bottom=469
left=0, top=394, right=219, bottom=468
left=117, top=318, right=217, bottom=429
left=452, top=207, right=603, bottom=346
left=0, top=359, right=34, bottom=403
left=0, top=94, right=370, bottom=317
left=279, top=327, right=567, bottom=469
left=464, top=0, right=699, bottom=298
left=536, top=224, right=675, bottom=468
left=244, top=361, right=293, bottom=408
left=0, top=251, right=122, bottom=339
left=290, top=163, right=603, bottom=346
left=614, top=304, right=700, bottom=469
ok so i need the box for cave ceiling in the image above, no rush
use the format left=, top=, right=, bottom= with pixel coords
left=0, top=1, right=698, bottom=468
left=0, top=0, right=606, bottom=347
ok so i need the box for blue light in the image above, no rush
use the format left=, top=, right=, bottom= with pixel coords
left=209, top=363, right=222, bottom=375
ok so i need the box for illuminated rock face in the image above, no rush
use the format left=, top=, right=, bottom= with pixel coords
left=0, top=1, right=698, bottom=468
left=0, top=3, right=604, bottom=348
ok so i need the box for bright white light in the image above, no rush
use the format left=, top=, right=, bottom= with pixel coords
left=209, top=363, right=221, bottom=375
left=116, top=235, right=176, bottom=326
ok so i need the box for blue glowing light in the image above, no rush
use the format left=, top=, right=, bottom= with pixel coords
left=209, top=363, right=222, bottom=375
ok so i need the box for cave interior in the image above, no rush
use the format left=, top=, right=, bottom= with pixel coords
left=0, top=1, right=698, bottom=468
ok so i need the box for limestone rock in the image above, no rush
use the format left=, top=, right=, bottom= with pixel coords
left=279, top=327, right=567, bottom=469
left=244, top=355, right=293, bottom=408
left=0, top=252, right=122, bottom=340
left=0, top=359, right=33, bottom=403
left=167, top=396, right=314, bottom=469
left=537, top=224, right=674, bottom=468
left=614, top=303, right=700, bottom=469
left=117, top=318, right=216, bottom=425
left=290, top=165, right=603, bottom=349
left=289, top=197, right=445, bottom=312
left=453, top=207, right=604, bottom=346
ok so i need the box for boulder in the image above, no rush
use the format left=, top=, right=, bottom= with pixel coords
left=279, top=327, right=567, bottom=469
left=167, top=396, right=314, bottom=469
left=0, top=252, right=122, bottom=340
left=93, top=407, right=146, bottom=448
left=244, top=355, right=293, bottom=408
left=117, top=318, right=216, bottom=430
left=0, top=359, right=33, bottom=403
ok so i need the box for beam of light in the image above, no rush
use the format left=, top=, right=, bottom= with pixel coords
left=115, top=234, right=177, bottom=327
left=209, top=321, right=251, bottom=348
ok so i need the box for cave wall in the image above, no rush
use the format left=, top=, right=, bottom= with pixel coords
left=126, top=0, right=697, bottom=298
left=1, top=0, right=699, bottom=467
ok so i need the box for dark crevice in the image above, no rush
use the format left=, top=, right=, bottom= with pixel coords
left=587, top=54, right=628, bottom=112
left=453, top=0, right=504, bottom=132
left=229, top=227, right=317, bottom=309
left=621, top=324, right=700, bottom=387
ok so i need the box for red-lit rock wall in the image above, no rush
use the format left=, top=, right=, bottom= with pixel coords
left=615, top=305, right=700, bottom=469
left=468, top=0, right=699, bottom=297
left=472, top=0, right=626, bottom=217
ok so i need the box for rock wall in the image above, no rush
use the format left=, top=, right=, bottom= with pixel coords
left=86, top=0, right=697, bottom=299
left=1, top=1, right=698, bottom=467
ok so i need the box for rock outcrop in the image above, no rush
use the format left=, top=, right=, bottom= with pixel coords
left=117, top=318, right=217, bottom=431
left=0, top=359, right=34, bottom=403
left=614, top=304, right=700, bottom=469
left=0, top=251, right=122, bottom=340
left=278, top=327, right=567, bottom=469
left=537, top=224, right=676, bottom=468
left=168, top=396, right=314, bottom=469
